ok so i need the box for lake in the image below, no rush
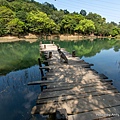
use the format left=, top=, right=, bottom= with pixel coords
left=0, top=38, right=120, bottom=120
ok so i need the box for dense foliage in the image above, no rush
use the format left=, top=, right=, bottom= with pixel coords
left=0, top=0, right=120, bottom=37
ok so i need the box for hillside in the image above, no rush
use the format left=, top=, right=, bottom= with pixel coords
left=0, top=0, right=120, bottom=37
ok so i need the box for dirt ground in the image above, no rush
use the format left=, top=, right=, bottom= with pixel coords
left=0, top=34, right=104, bottom=43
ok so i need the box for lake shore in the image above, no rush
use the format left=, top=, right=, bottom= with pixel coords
left=0, top=33, right=115, bottom=43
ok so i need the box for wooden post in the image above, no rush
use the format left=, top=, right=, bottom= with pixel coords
left=39, top=41, right=42, bottom=51
left=38, top=58, right=44, bottom=79
left=53, top=42, right=54, bottom=45
left=72, top=50, right=76, bottom=57
left=41, top=86, right=43, bottom=92
left=49, top=52, right=52, bottom=58
left=38, top=58, right=44, bottom=91
left=44, top=45, right=46, bottom=49
left=50, top=41, right=53, bottom=44
left=38, top=58, right=47, bottom=91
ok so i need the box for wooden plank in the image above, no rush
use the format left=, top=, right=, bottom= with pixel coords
left=27, top=80, right=54, bottom=85
left=43, top=82, right=110, bottom=92
left=44, top=63, right=94, bottom=68
left=46, top=80, right=112, bottom=89
left=45, top=71, right=109, bottom=83
left=31, top=93, right=120, bottom=115
left=38, top=85, right=116, bottom=99
left=27, top=77, right=112, bottom=87
left=39, top=66, right=51, bottom=69
left=47, top=64, right=93, bottom=69
left=71, top=63, right=94, bottom=67
left=99, top=74, right=108, bottom=79
left=68, top=105, right=120, bottom=120
left=42, top=82, right=112, bottom=92
left=43, top=59, right=57, bottom=62
left=45, top=74, right=104, bottom=83
left=46, top=79, right=102, bottom=86
left=36, top=89, right=119, bottom=104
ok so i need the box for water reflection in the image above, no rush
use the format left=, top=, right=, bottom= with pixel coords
left=1, top=38, right=120, bottom=119
left=0, top=40, right=40, bottom=74
left=0, top=65, right=42, bottom=120
left=82, top=47, right=120, bottom=91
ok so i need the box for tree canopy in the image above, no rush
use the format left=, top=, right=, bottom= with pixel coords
left=0, top=0, right=119, bottom=37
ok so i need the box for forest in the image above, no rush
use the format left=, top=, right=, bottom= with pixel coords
left=0, top=0, right=120, bottom=37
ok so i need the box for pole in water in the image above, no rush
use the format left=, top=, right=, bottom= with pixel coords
left=38, top=58, right=44, bottom=78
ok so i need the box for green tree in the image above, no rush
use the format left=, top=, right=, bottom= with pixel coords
left=60, top=14, right=84, bottom=34
left=50, top=10, right=64, bottom=24
left=16, top=11, right=27, bottom=22
left=0, top=6, right=15, bottom=23
left=40, top=2, right=57, bottom=15
left=64, top=9, right=69, bottom=14
left=27, top=11, right=59, bottom=34
left=0, top=0, right=10, bottom=8
left=110, top=27, right=120, bottom=37
left=86, top=12, right=106, bottom=35
left=72, top=11, right=79, bottom=15
left=7, top=18, right=26, bottom=36
left=0, top=6, right=15, bottom=36
left=21, top=2, right=39, bottom=12
left=75, top=19, right=95, bottom=34
left=44, top=2, right=57, bottom=11
left=80, top=9, right=87, bottom=16
left=0, top=0, right=118, bottom=37
left=110, top=21, right=118, bottom=26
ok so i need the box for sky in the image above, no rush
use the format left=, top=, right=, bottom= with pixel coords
left=35, top=0, right=120, bottom=24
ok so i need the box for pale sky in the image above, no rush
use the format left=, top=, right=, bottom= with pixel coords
left=35, top=0, right=120, bottom=24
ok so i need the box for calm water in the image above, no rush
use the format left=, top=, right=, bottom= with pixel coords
left=0, top=39, right=120, bottom=120
left=0, top=65, right=42, bottom=120
left=0, top=40, right=46, bottom=120
left=82, top=47, right=120, bottom=91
